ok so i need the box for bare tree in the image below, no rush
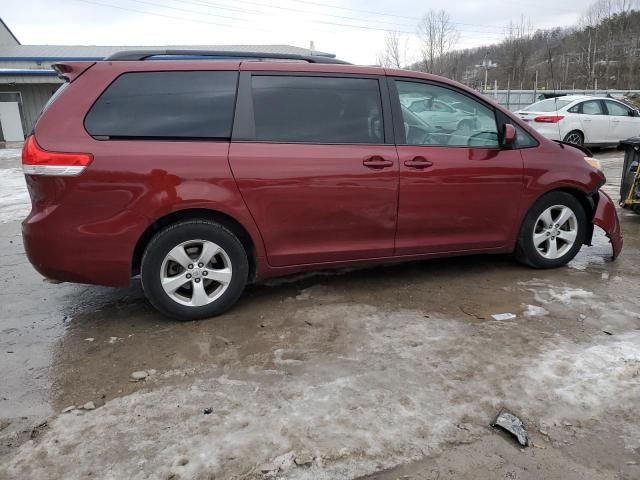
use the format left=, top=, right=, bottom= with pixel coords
left=376, top=31, right=404, bottom=68
left=417, top=10, right=459, bottom=74
left=501, top=17, right=533, bottom=88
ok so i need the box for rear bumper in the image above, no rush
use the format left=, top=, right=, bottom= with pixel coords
left=527, top=122, right=563, bottom=141
left=593, top=191, right=623, bottom=259
left=22, top=206, right=147, bottom=287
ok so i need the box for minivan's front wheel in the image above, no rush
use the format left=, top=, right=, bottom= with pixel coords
left=515, top=192, right=587, bottom=268
left=141, top=220, right=248, bottom=320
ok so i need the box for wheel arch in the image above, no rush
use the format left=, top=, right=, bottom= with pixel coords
left=563, top=128, right=585, bottom=144
left=132, top=208, right=259, bottom=282
left=519, top=187, right=597, bottom=246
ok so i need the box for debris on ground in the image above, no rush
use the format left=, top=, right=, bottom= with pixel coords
left=215, top=335, right=232, bottom=345
left=203, top=407, right=213, bottom=415
left=61, top=406, right=76, bottom=413
left=82, top=401, right=96, bottom=410
left=491, top=313, right=517, bottom=321
left=29, top=421, right=47, bottom=440
left=523, top=305, right=549, bottom=317
left=130, top=371, right=148, bottom=382
left=294, top=451, right=314, bottom=467
left=259, top=451, right=295, bottom=474
left=491, top=409, right=529, bottom=446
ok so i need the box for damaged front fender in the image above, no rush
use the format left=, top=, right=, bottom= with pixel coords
left=593, top=191, right=623, bottom=259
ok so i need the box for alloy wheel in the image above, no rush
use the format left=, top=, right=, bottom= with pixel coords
left=565, top=132, right=582, bottom=145
left=533, top=205, right=578, bottom=259
left=160, top=239, right=232, bottom=307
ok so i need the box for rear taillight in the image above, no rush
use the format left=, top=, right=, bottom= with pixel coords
left=534, top=115, right=565, bottom=123
left=22, top=136, right=92, bottom=176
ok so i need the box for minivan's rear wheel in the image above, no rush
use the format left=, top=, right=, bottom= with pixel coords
left=563, top=130, right=584, bottom=146
left=141, top=220, right=248, bottom=320
left=515, top=192, right=586, bottom=268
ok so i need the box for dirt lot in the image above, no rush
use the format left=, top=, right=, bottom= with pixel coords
left=0, top=147, right=639, bottom=479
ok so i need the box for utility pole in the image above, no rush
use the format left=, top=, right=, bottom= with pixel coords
left=475, top=54, right=496, bottom=92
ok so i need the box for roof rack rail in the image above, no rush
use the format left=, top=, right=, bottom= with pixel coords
left=104, top=49, right=351, bottom=64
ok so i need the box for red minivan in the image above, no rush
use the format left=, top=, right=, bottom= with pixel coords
left=22, top=50, right=622, bottom=320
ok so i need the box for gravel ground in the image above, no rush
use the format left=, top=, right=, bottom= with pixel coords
left=0, top=147, right=638, bottom=479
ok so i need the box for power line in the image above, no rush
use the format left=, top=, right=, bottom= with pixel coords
left=73, top=0, right=507, bottom=42
left=177, top=0, right=508, bottom=33
left=285, top=0, right=511, bottom=30
left=168, top=0, right=507, bottom=36
left=74, top=0, right=237, bottom=28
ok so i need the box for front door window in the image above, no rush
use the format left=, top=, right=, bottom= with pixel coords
left=396, top=80, right=499, bottom=148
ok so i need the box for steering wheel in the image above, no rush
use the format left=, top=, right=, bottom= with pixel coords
left=467, top=131, right=498, bottom=147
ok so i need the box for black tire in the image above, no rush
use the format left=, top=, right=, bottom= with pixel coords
left=141, top=220, right=248, bottom=320
left=515, top=192, right=587, bottom=269
left=563, top=130, right=584, bottom=146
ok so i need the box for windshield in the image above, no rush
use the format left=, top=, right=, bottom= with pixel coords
left=523, top=98, right=571, bottom=112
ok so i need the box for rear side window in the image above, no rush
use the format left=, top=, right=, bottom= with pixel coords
left=581, top=100, right=604, bottom=115
left=250, top=75, right=384, bottom=144
left=85, top=71, right=238, bottom=139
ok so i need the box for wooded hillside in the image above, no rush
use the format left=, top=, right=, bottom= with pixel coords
left=380, top=0, right=640, bottom=90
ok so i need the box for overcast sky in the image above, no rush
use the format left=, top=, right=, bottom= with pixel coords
left=3, top=0, right=594, bottom=64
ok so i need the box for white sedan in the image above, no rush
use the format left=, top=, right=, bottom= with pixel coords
left=515, top=95, right=640, bottom=147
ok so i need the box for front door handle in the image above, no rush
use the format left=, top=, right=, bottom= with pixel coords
left=363, top=157, right=394, bottom=169
left=404, top=157, right=434, bottom=169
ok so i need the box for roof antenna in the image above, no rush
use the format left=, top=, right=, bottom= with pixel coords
left=546, top=40, right=564, bottom=148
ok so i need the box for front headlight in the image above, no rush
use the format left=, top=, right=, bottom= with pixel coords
left=584, top=156, right=602, bottom=170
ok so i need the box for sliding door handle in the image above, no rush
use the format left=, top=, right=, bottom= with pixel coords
left=363, top=157, right=394, bottom=169
left=404, top=157, right=433, bottom=169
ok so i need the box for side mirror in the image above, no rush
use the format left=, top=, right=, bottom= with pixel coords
left=630, top=109, right=640, bottom=117
left=502, top=123, right=517, bottom=147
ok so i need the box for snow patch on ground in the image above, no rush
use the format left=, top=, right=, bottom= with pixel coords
left=0, top=148, right=21, bottom=161
left=4, top=301, right=640, bottom=480
left=568, top=252, right=607, bottom=271
left=515, top=332, right=640, bottom=431
left=0, top=166, right=30, bottom=223
left=519, top=280, right=595, bottom=306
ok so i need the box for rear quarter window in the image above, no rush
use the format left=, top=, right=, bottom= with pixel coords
left=85, top=71, right=238, bottom=139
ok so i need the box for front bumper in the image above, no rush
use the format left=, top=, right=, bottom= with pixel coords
left=593, top=191, right=623, bottom=259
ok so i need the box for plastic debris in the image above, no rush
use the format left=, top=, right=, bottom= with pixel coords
left=491, top=313, right=517, bottom=321
left=492, top=409, right=529, bottom=446
left=130, top=371, right=148, bottom=381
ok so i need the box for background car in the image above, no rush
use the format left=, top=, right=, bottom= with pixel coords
left=515, top=95, right=640, bottom=147
left=407, top=97, right=476, bottom=131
